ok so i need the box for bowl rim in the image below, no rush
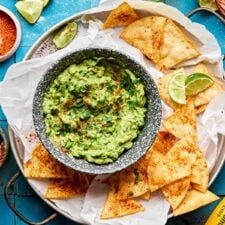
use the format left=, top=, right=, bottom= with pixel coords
left=0, top=5, right=22, bottom=62
left=33, top=47, right=162, bottom=174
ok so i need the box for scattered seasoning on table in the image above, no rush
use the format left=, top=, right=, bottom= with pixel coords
left=0, top=134, right=7, bottom=167
left=0, top=11, right=17, bottom=56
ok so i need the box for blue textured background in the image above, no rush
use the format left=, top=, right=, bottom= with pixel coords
left=0, top=0, right=225, bottom=224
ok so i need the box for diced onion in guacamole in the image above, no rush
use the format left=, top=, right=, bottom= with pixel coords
left=43, top=58, right=146, bottom=164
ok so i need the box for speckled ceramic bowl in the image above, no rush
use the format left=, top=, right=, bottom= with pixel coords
left=33, top=48, right=161, bottom=174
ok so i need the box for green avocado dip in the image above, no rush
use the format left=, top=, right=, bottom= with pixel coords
left=43, top=57, right=146, bottom=164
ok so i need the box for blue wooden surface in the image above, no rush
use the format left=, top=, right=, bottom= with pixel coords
left=0, top=0, right=225, bottom=224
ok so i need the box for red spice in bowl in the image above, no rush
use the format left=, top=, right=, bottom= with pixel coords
left=0, top=11, right=17, bottom=56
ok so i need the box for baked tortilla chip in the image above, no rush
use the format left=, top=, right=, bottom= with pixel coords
left=194, top=80, right=224, bottom=107
left=101, top=174, right=144, bottom=219
left=140, top=191, right=151, bottom=201
left=156, top=69, right=184, bottom=111
left=117, top=161, right=149, bottom=200
left=167, top=138, right=209, bottom=193
left=163, top=99, right=197, bottom=142
left=193, top=63, right=224, bottom=107
left=194, top=63, right=210, bottom=75
left=167, top=137, right=197, bottom=166
left=162, top=177, right=191, bottom=210
left=147, top=151, right=191, bottom=192
left=195, top=104, right=208, bottom=114
left=120, top=16, right=167, bottom=63
left=173, top=189, right=219, bottom=216
left=103, top=2, right=139, bottom=29
left=151, top=132, right=177, bottom=155
left=191, top=147, right=209, bottom=192
left=45, top=173, right=89, bottom=199
left=156, top=19, right=200, bottom=70
left=24, top=144, right=74, bottom=178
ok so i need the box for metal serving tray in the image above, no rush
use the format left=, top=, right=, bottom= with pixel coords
left=4, top=6, right=225, bottom=225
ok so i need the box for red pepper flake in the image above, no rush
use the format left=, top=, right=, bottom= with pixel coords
left=0, top=11, right=17, bottom=56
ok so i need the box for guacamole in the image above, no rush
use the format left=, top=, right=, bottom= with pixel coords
left=43, top=58, right=146, bottom=164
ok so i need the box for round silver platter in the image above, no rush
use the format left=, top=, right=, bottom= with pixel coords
left=8, top=6, right=225, bottom=223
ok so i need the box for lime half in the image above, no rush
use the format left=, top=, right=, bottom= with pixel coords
left=169, top=70, right=186, bottom=105
left=199, top=0, right=218, bottom=11
left=15, top=0, right=44, bottom=24
left=53, top=22, right=78, bottom=49
left=185, top=73, right=214, bottom=96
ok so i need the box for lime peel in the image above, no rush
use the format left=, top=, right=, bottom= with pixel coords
left=53, top=22, right=78, bottom=49
left=185, top=73, right=214, bottom=96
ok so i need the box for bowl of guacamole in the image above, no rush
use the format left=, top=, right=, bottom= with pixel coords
left=33, top=48, right=161, bottom=174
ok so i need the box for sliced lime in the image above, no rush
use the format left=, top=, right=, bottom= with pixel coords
left=21, top=0, right=50, bottom=7
left=15, top=0, right=43, bottom=24
left=42, top=0, right=50, bottom=7
left=199, top=0, right=218, bottom=11
left=53, top=22, right=78, bottom=49
left=185, top=73, right=214, bottom=96
left=168, top=69, right=186, bottom=105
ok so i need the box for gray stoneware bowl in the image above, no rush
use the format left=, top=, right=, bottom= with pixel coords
left=33, top=48, right=162, bottom=174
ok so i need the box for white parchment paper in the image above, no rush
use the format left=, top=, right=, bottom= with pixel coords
left=0, top=0, right=224, bottom=224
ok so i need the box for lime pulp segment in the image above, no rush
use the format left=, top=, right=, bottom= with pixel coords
left=168, top=70, right=186, bottom=105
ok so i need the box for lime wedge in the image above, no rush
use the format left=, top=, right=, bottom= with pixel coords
left=199, top=0, right=218, bottom=11
left=53, top=22, right=78, bottom=49
left=42, top=0, right=50, bottom=7
left=168, top=70, right=186, bottom=105
left=185, top=73, right=214, bottom=96
left=15, top=0, right=44, bottom=24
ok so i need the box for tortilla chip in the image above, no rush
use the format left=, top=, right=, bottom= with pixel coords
left=101, top=174, right=144, bottom=219
left=194, top=63, right=210, bottom=75
left=163, top=99, right=197, bottom=142
left=45, top=173, right=89, bottom=199
left=195, top=104, right=208, bottom=114
left=156, top=69, right=184, bottom=111
left=152, top=132, right=177, bottom=155
left=191, top=147, right=209, bottom=192
left=147, top=150, right=191, bottom=192
left=167, top=138, right=209, bottom=193
left=117, top=161, right=149, bottom=200
left=140, top=191, right=151, bottom=201
left=194, top=80, right=224, bottom=107
left=173, top=189, right=219, bottom=216
left=162, top=177, right=191, bottom=210
left=24, top=144, right=74, bottom=178
left=103, top=2, right=139, bottom=29
left=156, top=19, right=200, bottom=70
left=167, top=137, right=197, bottom=165
left=120, top=16, right=167, bottom=63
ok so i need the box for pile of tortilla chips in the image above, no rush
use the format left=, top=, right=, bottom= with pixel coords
left=101, top=98, right=218, bottom=219
left=23, top=2, right=222, bottom=221
left=24, top=144, right=90, bottom=199
left=103, top=2, right=200, bottom=70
